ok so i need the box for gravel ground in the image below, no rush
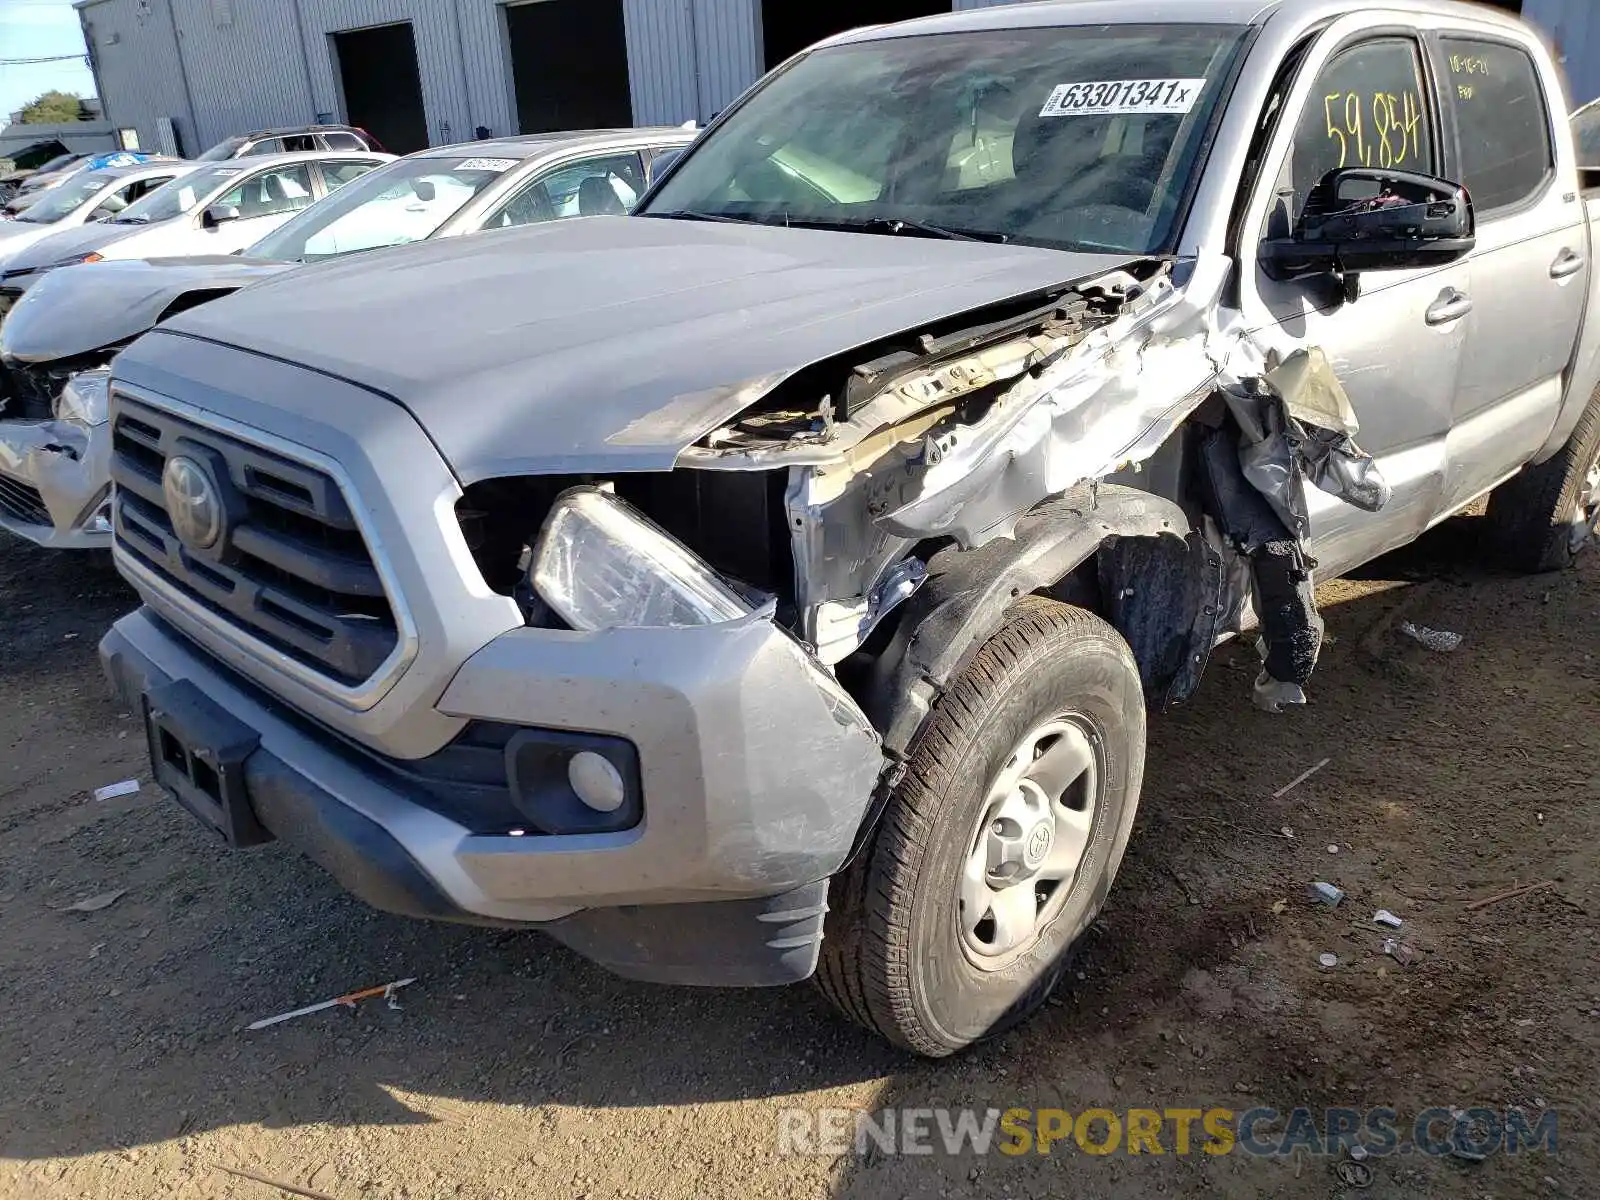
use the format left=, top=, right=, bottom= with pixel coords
left=1, top=515, right=1596, bottom=1199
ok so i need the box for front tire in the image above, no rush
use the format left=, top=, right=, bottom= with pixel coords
left=1485, top=384, right=1600, bottom=573
left=817, top=597, right=1145, bottom=1057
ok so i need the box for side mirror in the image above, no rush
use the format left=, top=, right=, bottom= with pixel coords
left=201, top=203, right=241, bottom=230
left=1261, top=167, right=1474, bottom=284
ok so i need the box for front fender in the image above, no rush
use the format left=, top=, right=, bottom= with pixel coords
left=861, top=483, right=1195, bottom=759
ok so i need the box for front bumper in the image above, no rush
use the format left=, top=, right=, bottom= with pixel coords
left=0, top=416, right=111, bottom=548
left=101, top=606, right=885, bottom=986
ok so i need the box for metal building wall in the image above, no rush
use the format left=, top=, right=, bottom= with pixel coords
left=621, top=0, right=697, bottom=126
left=689, top=0, right=764, bottom=119
left=612, top=0, right=763, bottom=126
left=80, top=0, right=1042, bottom=158
left=290, top=0, right=714, bottom=142
left=296, top=0, right=479, bottom=146
left=1523, top=0, right=1599, bottom=107
left=456, top=1, right=519, bottom=138
left=77, top=0, right=197, bottom=154
left=168, top=0, right=317, bottom=149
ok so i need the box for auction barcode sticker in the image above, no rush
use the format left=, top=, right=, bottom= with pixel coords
left=1040, top=78, right=1207, bottom=117
left=456, top=157, right=519, bottom=172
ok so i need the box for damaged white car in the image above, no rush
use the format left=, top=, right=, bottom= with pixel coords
left=99, top=0, right=1600, bottom=1056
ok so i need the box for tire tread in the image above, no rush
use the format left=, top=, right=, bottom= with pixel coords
left=817, top=597, right=1132, bottom=1056
left=1486, top=383, right=1600, bottom=573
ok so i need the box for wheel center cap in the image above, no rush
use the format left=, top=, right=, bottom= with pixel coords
left=1024, top=820, right=1053, bottom=868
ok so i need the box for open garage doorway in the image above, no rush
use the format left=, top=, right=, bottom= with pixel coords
left=333, top=23, right=428, bottom=153
left=763, top=0, right=949, bottom=70
left=504, top=0, right=632, bottom=133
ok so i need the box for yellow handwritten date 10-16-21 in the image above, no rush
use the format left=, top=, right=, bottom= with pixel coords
left=1323, top=90, right=1425, bottom=169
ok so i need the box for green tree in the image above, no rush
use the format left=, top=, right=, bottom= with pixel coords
left=18, top=91, right=87, bottom=125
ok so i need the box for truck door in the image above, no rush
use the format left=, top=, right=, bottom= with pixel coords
left=1237, top=30, right=1463, bottom=578
left=1430, top=31, right=1584, bottom=514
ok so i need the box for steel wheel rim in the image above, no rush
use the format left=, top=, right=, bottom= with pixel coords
left=957, top=713, right=1101, bottom=971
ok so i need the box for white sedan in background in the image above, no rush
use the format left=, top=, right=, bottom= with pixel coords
left=0, top=151, right=390, bottom=283
left=0, top=160, right=195, bottom=269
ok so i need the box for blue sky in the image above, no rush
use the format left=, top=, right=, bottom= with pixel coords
left=0, top=0, right=98, bottom=122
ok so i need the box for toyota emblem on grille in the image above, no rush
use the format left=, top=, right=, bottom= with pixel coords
left=162, top=455, right=223, bottom=550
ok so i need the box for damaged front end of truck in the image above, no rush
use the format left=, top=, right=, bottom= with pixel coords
left=459, top=250, right=1388, bottom=771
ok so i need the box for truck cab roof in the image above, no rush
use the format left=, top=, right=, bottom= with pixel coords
left=828, top=0, right=1531, bottom=39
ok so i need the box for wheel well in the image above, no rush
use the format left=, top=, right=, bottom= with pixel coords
left=855, top=484, right=1215, bottom=760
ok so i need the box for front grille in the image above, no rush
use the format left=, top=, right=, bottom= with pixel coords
left=110, top=394, right=399, bottom=686
left=0, top=473, right=49, bottom=526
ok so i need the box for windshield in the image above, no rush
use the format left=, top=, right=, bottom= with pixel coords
left=112, top=164, right=239, bottom=224
left=1574, top=101, right=1600, bottom=170
left=16, top=171, right=119, bottom=223
left=197, top=136, right=248, bottom=162
left=247, top=155, right=519, bottom=262
left=643, top=24, right=1248, bottom=253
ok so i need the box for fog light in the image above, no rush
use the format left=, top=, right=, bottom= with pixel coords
left=506, top=729, right=640, bottom=833
left=568, top=751, right=626, bottom=813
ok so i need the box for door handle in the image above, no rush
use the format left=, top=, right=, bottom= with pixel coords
left=1551, top=249, right=1586, bottom=279
left=1425, top=289, right=1473, bottom=325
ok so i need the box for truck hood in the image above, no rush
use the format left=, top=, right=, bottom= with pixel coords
left=142, top=216, right=1135, bottom=480
left=0, top=221, right=145, bottom=275
left=0, top=255, right=289, bottom=364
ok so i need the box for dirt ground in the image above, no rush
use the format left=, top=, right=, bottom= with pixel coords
left=1, top=513, right=1596, bottom=1200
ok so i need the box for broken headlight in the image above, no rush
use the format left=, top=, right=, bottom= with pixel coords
left=529, top=486, right=755, bottom=630
left=53, top=367, right=112, bottom=426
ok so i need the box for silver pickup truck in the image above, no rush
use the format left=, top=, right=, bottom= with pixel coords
left=99, top=0, right=1600, bottom=1057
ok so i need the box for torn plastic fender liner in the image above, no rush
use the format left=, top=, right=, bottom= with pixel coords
left=861, top=483, right=1191, bottom=759
left=1098, top=529, right=1226, bottom=708
left=1199, top=347, right=1389, bottom=704
left=1196, top=424, right=1324, bottom=693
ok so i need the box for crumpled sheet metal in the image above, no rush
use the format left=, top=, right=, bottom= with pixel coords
left=1223, top=347, right=1391, bottom=541
left=0, top=415, right=113, bottom=549
left=702, top=250, right=1380, bottom=710
left=878, top=266, right=1232, bottom=547
left=867, top=259, right=1389, bottom=714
